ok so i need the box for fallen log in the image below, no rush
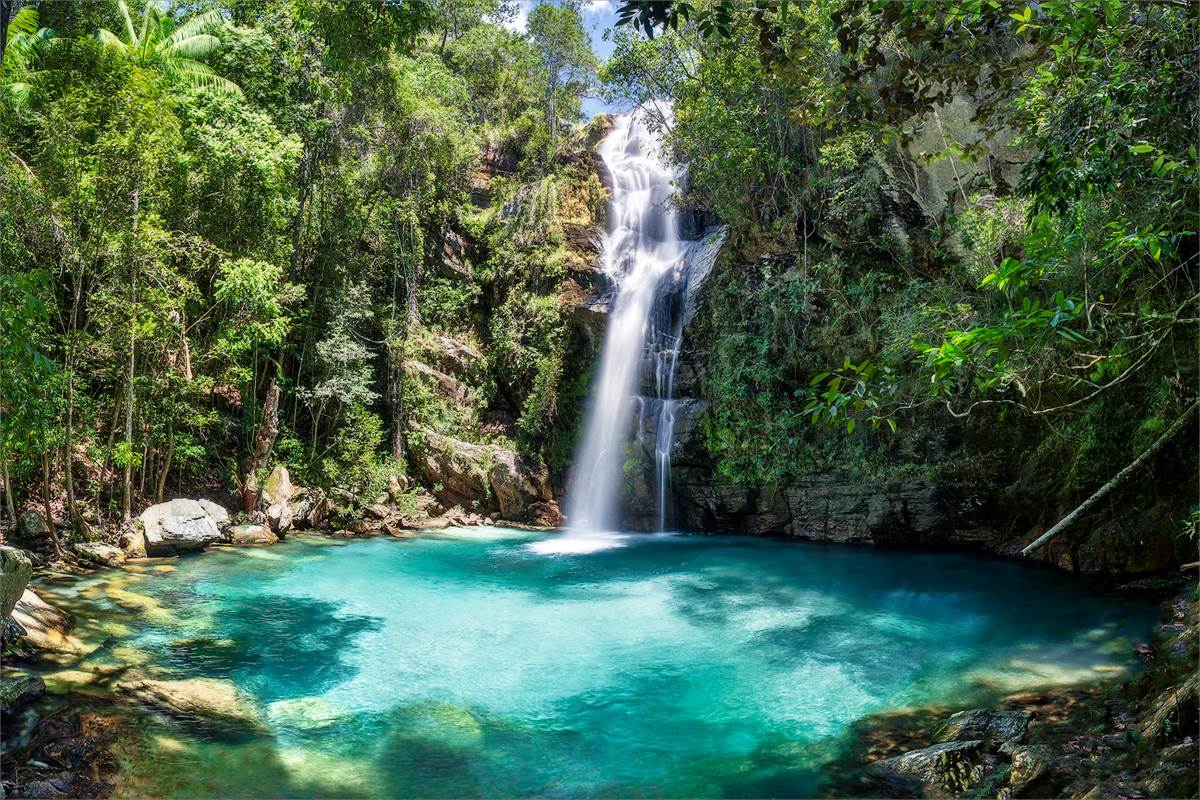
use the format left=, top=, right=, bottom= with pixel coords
left=1022, top=400, right=1198, bottom=556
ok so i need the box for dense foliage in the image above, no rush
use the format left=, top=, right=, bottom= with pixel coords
left=606, top=0, right=1197, bottom=499
left=0, top=0, right=600, bottom=536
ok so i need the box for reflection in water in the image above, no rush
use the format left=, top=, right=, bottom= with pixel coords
left=27, top=530, right=1155, bottom=798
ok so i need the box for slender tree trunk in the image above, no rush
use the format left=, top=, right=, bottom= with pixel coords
left=122, top=188, right=140, bottom=523
left=388, top=340, right=405, bottom=462
left=1, top=456, right=16, bottom=529
left=63, top=272, right=81, bottom=529
left=41, top=450, right=63, bottom=557
left=1022, top=401, right=1199, bottom=555
left=0, top=0, right=12, bottom=68
left=242, top=378, right=280, bottom=513
left=155, top=422, right=173, bottom=503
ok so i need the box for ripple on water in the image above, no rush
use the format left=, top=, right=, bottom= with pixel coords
left=30, top=530, right=1157, bottom=799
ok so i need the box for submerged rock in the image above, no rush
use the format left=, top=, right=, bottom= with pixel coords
left=935, top=708, right=1031, bottom=747
left=1, top=544, right=33, bottom=618
left=1, top=673, right=46, bottom=715
left=138, top=499, right=225, bottom=555
left=867, top=739, right=986, bottom=796
left=227, top=524, right=278, bottom=545
left=71, top=542, right=127, bottom=567
left=10, top=588, right=77, bottom=653
left=119, top=677, right=266, bottom=733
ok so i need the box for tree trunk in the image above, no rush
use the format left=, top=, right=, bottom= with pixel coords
left=41, top=450, right=63, bottom=557
left=1022, top=401, right=1199, bottom=556
left=0, top=1, right=11, bottom=68
left=155, top=423, right=174, bottom=503
left=388, top=340, right=406, bottom=462
left=242, top=378, right=281, bottom=513
left=122, top=187, right=140, bottom=523
left=1, top=456, right=16, bottom=530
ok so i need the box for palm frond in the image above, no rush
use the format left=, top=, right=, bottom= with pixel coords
left=116, top=0, right=138, bottom=45
left=6, top=27, right=57, bottom=69
left=95, top=28, right=128, bottom=51
left=166, top=34, right=220, bottom=61
left=137, top=0, right=157, bottom=51
left=166, top=10, right=228, bottom=49
left=3, top=81, right=33, bottom=107
left=169, top=62, right=243, bottom=96
left=7, top=7, right=39, bottom=40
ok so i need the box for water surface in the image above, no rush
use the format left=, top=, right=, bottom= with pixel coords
left=36, top=529, right=1155, bottom=798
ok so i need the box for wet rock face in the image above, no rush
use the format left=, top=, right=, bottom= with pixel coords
left=867, top=739, right=987, bottom=796
left=0, top=545, right=33, bottom=619
left=670, top=467, right=995, bottom=547
left=137, top=499, right=225, bottom=556
left=935, top=708, right=1032, bottom=748
left=411, top=426, right=559, bottom=524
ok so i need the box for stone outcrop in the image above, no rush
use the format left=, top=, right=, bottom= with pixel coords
left=668, top=468, right=994, bottom=547
left=119, top=677, right=266, bottom=733
left=406, top=360, right=471, bottom=404
left=427, top=335, right=484, bottom=382
left=227, top=524, right=278, bottom=545
left=867, top=739, right=987, bottom=796
left=411, top=426, right=560, bottom=525
left=10, top=589, right=75, bottom=653
left=137, top=499, right=226, bottom=556
left=935, top=708, right=1032, bottom=748
left=1, top=674, right=46, bottom=716
left=71, top=542, right=126, bottom=568
left=1, top=545, right=33, bottom=619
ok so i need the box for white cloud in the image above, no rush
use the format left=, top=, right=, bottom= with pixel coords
left=584, top=0, right=614, bottom=13
left=501, top=0, right=533, bottom=32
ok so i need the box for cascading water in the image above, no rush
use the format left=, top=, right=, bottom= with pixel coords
left=531, top=109, right=701, bottom=554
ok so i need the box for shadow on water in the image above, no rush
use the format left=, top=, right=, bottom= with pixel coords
left=148, top=594, right=383, bottom=702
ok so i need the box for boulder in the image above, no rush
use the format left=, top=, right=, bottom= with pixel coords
left=138, top=499, right=225, bottom=555
left=10, top=589, right=75, bottom=653
left=867, top=740, right=986, bottom=796
left=0, top=545, right=33, bottom=619
left=935, top=708, right=1032, bottom=748
left=1001, top=744, right=1057, bottom=795
left=405, top=360, right=472, bottom=403
left=227, top=524, right=278, bottom=546
left=262, top=466, right=297, bottom=533
left=197, top=499, right=231, bottom=529
left=70, top=542, right=126, bottom=568
left=1, top=674, right=46, bottom=715
left=265, top=501, right=294, bottom=534
left=15, top=510, right=52, bottom=548
left=261, top=466, right=294, bottom=508
left=119, top=677, right=266, bottom=733
left=429, top=335, right=483, bottom=380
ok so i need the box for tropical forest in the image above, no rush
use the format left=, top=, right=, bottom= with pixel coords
left=0, top=0, right=1196, bottom=797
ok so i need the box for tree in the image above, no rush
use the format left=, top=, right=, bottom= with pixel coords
left=96, top=0, right=242, bottom=96
left=526, top=0, right=595, bottom=170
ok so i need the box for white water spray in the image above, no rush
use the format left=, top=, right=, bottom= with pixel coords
left=531, top=110, right=700, bottom=554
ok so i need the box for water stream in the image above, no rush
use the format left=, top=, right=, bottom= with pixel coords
left=549, top=110, right=702, bottom=552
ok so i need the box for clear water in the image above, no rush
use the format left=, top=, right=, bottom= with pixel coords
left=36, top=530, right=1155, bottom=798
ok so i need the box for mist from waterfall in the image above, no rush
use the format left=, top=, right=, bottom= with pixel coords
left=531, top=109, right=696, bottom=554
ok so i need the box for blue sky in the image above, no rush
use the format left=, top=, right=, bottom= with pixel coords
left=502, top=0, right=627, bottom=117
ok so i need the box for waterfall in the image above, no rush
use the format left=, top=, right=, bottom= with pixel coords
left=531, top=109, right=704, bottom=554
